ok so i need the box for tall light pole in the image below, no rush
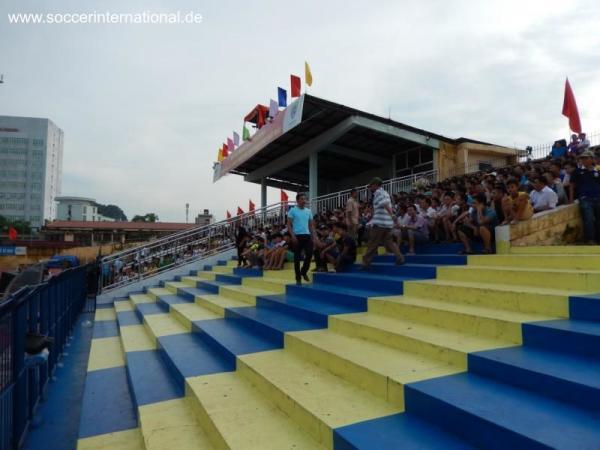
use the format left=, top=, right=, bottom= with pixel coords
left=0, top=74, right=4, bottom=84
left=185, top=203, right=189, bottom=223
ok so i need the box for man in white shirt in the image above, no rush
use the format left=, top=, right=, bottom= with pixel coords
left=529, top=177, right=558, bottom=213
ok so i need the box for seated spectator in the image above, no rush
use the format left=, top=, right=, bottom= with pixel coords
left=491, top=184, right=509, bottom=225
left=529, top=176, right=558, bottom=212
left=567, top=134, right=580, bottom=155
left=331, top=222, right=357, bottom=272
left=544, top=171, right=567, bottom=205
left=313, top=224, right=334, bottom=272
left=502, top=179, right=534, bottom=224
left=397, top=205, right=429, bottom=255
left=577, top=132, right=590, bottom=153
left=550, top=140, right=567, bottom=159
left=569, top=151, right=600, bottom=244
left=263, top=233, right=289, bottom=270
left=457, top=193, right=497, bottom=254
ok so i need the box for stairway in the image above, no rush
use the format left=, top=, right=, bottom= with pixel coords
left=78, top=245, right=600, bottom=450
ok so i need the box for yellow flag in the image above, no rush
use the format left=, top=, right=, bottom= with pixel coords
left=305, top=61, right=313, bottom=87
left=217, top=147, right=224, bottom=162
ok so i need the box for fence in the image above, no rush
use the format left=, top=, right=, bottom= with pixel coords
left=526, top=130, right=600, bottom=161
left=99, top=202, right=294, bottom=293
left=0, top=265, right=89, bottom=450
left=312, top=170, right=438, bottom=212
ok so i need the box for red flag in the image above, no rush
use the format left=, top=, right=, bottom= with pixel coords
left=280, top=190, right=289, bottom=202
left=257, top=109, right=266, bottom=129
left=290, top=75, right=301, bottom=97
left=226, top=210, right=232, bottom=219
left=562, top=78, right=582, bottom=134
left=249, top=199, right=255, bottom=212
left=237, top=207, right=244, bottom=216
left=8, top=226, right=18, bottom=241
left=222, top=143, right=229, bottom=158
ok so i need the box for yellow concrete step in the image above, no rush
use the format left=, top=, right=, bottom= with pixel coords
left=119, top=324, right=156, bottom=353
left=128, top=293, right=154, bottom=306
left=164, top=281, right=192, bottom=293
left=368, top=296, right=556, bottom=343
left=218, top=284, right=284, bottom=304
left=329, top=313, right=513, bottom=367
left=262, top=269, right=296, bottom=280
left=146, top=287, right=175, bottom=300
left=190, top=271, right=217, bottom=281
left=242, top=276, right=292, bottom=291
left=170, top=302, right=221, bottom=329
left=210, top=266, right=234, bottom=274
left=186, top=372, right=325, bottom=450
left=436, top=265, right=600, bottom=291
left=194, top=293, right=254, bottom=315
left=139, top=398, right=214, bottom=450
left=143, top=310, right=188, bottom=339
left=237, top=350, right=400, bottom=449
left=77, top=428, right=144, bottom=450
left=510, top=245, right=600, bottom=255
left=285, top=330, right=462, bottom=407
left=468, top=254, right=600, bottom=270
left=403, top=279, right=573, bottom=317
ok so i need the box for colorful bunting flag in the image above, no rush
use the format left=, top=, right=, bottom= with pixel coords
left=305, top=61, right=313, bottom=87
left=249, top=199, right=255, bottom=213
left=226, top=210, right=232, bottom=219
left=290, top=74, right=301, bottom=97
left=217, top=147, right=224, bottom=162
left=222, top=143, right=229, bottom=158
left=243, top=124, right=250, bottom=141
left=278, top=87, right=287, bottom=107
left=280, top=190, right=289, bottom=202
left=227, top=137, right=235, bottom=152
left=8, top=226, right=17, bottom=241
left=233, top=131, right=240, bottom=147
left=237, top=206, right=244, bottom=216
left=269, top=99, right=278, bottom=118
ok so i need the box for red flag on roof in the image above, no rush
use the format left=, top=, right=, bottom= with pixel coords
left=226, top=210, right=232, bottom=219
left=562, top=78, right=582, bottom=134
left=8, top=226, right=18, bottom=241
left=237, top=207, right=244, bottom=216
left=290, top=74, right=301, bottom=97
left=222, top=142, right=229, bottom=158
left=249, top=199, right=255, bottom=212
left=280, top=190, right=289, bottom=202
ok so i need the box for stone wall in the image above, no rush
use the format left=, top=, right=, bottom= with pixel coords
left=495, top=203, right=583, bottom=253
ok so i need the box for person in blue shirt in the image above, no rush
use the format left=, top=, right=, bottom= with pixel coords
left=569, top=151, right=600, bottom=244
left=550, top=140, right=567, bottom=159
left=287, top=193, right=316, bottom=285
left=457, top=192, right=497, bottom=254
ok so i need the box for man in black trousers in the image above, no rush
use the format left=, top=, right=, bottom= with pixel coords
left=287, top=193, right=316, bottom=285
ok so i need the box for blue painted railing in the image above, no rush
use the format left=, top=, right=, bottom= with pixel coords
left=0, top=265, right=89, bottom=450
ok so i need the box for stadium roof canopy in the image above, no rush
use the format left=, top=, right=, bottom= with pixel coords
left=213, top=94, right=502, bottom=203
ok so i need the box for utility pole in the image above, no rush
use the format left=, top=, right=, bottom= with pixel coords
left=185, top=203, right=189, bottom=223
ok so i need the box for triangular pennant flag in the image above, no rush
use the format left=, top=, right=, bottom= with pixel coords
left=249, top=199, right=255, bottom=213
left=562, top=78, right=582, bottom=134
left=222, top=143, right=229, bottom=158
left=227, top=137, right=235, bottom=152
left=269, top=99, right=278, bottom=118
left=226, top=210, right=232, bottom=219
left=277, top=87, right=287, bottom=107
left=280, top=190, right=289, bottom=202
left=233, top=131, right=240, bottom=147
left=243, top=124, right=250, bottom=141
left=237, top=206, right=244, bottom=216
left=305, top=61, right=313, bottom=87
left=217, top=147, right=224, bottom=162
left=290, top=74, right=301, bottom=97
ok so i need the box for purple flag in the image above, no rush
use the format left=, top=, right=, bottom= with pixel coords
left=269, top=99, right=278, bottom=118
left=233, top=131, right=240, bottom=147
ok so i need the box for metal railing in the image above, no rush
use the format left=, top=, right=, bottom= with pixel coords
left=312, top=170, right=438, bottom=212
left=99, top=202, right=294, bottom=293
left=526, top=130, right=600, bottom=161
left=0, top=265, right=89, bottom=450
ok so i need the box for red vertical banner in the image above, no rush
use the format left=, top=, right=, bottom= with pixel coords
left=290, top=74, right=301, bottom=97
left=562, top=78, right=582, bottom=133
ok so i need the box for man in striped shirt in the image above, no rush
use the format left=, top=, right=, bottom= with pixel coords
left=361, top=177, right=405, bottom=269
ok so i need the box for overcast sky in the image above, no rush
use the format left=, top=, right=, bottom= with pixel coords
left=1, top=0, right=599, bottom=222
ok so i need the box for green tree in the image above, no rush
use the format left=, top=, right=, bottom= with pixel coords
left=95, top=203, right=128, bottom=221
left=0, top=214, right=31, bottom=235
left=132, top=213, right=159, bottom=223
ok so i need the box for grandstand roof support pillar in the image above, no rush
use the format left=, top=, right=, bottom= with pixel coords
left=260, top=178, right=267, bottom=209
left=309, top=152, right=318, bottom=206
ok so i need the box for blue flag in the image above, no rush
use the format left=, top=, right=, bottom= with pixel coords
left=278, top=87, right=287, bottom=107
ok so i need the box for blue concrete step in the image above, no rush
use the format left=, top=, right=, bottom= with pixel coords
left=347, top=263, right=437, bottom=278
left=224, top=306, right=324, bottom=345
left=196, top=279, right=238, bottom=294
left=156, top=333, right=235, bottom=389
left=395, top=242, right=484, bottom=255
left=255, top=294, right=366, bottom=325
left=570, top=294, right=600, bottom=321
left=124, top=350, right=182, bottom=406
left=373, top=254, right=467, bottom=265
left=469, top=346, right=600, bottom=410
left=215, top=273, right=243, bottom=284
left=334, top=413, right=474, bottom=450
left=134, top=302, right=165, bottom=319
left=155, top=293, right=193, bottom=311
left=233, top=267, right=263, bottom=277
left=523, top=319, right=600, bottom=358
left=191, top=318, right=280, bottom=366
left=405, top=372, right=600, bottom=450
left=285, top=283, right=378, bottom=308
left=312, top=272, right=413, bottom=294
left=177, top=286, right=213, bottom=300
